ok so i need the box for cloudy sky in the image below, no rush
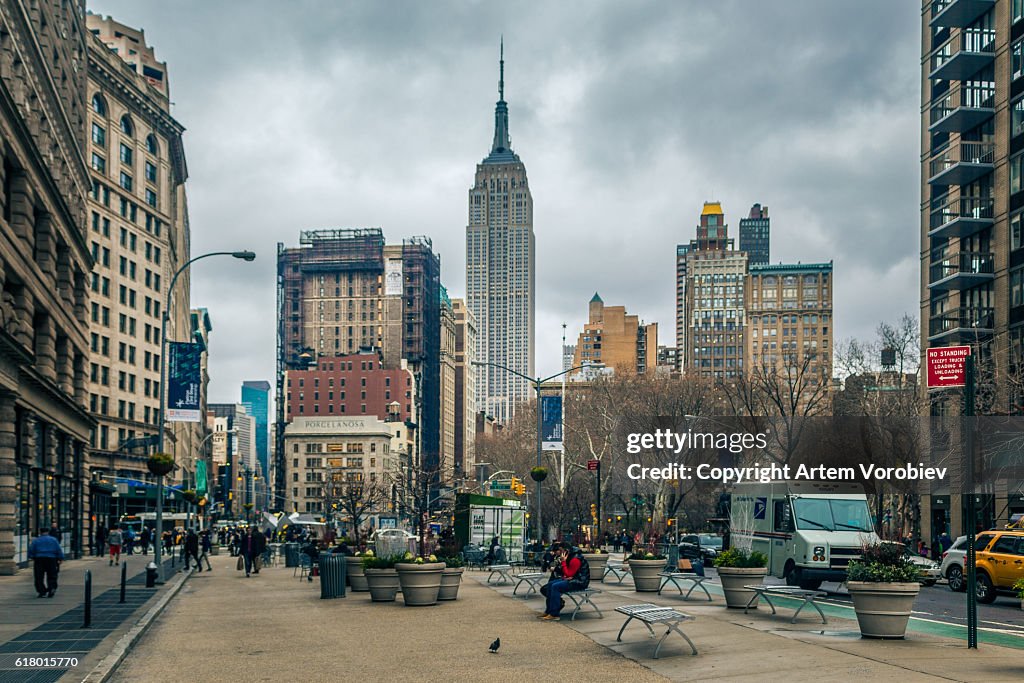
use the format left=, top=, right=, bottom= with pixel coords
left=89, top=0, right=921, bottom=404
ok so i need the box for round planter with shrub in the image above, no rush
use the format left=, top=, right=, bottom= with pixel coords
left=396, top=554, right=445, bottom=606
left=439, top=556, right=465, bottom=600
left=713, top=547, right=768, bottom=608
left=363, top=554, right=401, bottom=602
left=583, top=550, right=608, bottom=583
left=846, top=543, right=921, bottom=639
left=627, top=552, right=667, bottom=592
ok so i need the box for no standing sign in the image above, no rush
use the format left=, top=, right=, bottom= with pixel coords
left=926, top=346, right=971, bottom=388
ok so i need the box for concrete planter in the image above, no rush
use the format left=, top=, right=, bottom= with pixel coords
left=584, top=554, right=608, bottom=583
left=365, top=568, right=399, bottom=602
left=847, top=581, right=920, bottom=639
left=438, top=567, right=465, bottom=601
left=396, top=562, right=445, bottom=606
left=629, top=559, right=666, bottom=592
left=717, top=566, right=768, bottom=608
left=347, top=556, right=368, bottom=592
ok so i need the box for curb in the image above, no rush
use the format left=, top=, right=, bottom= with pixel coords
left=79, top=568, right=193, bottom=683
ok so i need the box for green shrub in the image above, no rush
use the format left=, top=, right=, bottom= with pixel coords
left=441, top=555, right=465, bottom=568
left=362, top=553, right=403, bottom=569
left=1012, top=577, right=1024, bottom=601
left=713, top=547, right=768, bottom=568
left=627, top=551, right=666, bottom=561
left=845, top=542, right=919, bottom=583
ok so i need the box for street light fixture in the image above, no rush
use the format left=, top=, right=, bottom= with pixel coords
left=154, top=250, right=255, bottom=583
left=471, top=361, right=589, bottom=541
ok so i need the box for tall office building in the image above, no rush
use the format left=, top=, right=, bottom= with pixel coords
left=452, top=299, right=476, bottom=483
left=739, top=203, right=770, bottom=266
left=241, top=380, right=270, bottom=505
left=919, top=0, right=1024, bottom=539
left=84, top=15, right=194, bottom=514
left=746, top=263, right=833, bottom=382
left=276, top=229, right=440, bottom=505
left=208, top=403, right=255, bottom=514
left=466, top=42, right=535, bottom=422
left=679, top=203, right=747, bottom=379
left=439, top=287, right=457, bottom=481
left=571, top=293, right=657, bottom=374
left=0, top=0, right=93, bottom=572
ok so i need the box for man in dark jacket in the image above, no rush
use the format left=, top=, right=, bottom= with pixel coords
left=251, top=527, right=267, bottom=574
left=184, top=529, right=202, bottom=572
left=28, top=529, right=64, bottom=598
left=239, top=529, right=255, bottom=577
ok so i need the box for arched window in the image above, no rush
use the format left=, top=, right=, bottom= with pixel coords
left=120, top=115, right=134, bottom=137
left=91, top=94, right=106, bottom=115
left=145, top=134, right=158, bottom=156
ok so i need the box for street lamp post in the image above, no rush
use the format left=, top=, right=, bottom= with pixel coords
left=472, top=361, right=588, bottom=541
left=154, top=250, right=254, bottom=583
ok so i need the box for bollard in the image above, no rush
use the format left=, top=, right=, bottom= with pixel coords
left=145, top=561, right=158, bottom=588
left=120, top=561, right=127, bottom=603
left=82, top=570, right=92, bottom=628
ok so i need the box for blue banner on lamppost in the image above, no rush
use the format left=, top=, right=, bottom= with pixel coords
left=167, top=341, right=203, bottom=422
left=541, top=395, right=563, bottom=451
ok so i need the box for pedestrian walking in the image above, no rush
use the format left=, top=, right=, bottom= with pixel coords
left=140, top=526, right=151, bottom=556
left=107, top=526, right=124, bottom=566
left=252, top=526, right=267, bottom=574
left=124, top=527, right=135, bottom=555
left=184, top=529, right=202, bottom=571
left=28, top=528, right=64, bottom=598
left=199, top=530, right=213, bottom=571
left=95, top=524, right=107, bottom=557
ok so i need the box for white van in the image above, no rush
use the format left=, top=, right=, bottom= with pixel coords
left=729, top=481, right=880, bottom=589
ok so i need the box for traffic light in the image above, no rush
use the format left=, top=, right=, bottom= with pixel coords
left=590, top=503, right=597, bottom=521
left=510, top=476, right=520, bottom=493
left=666, top=518, right=674, bottom=527
left=517, top=482, right=526, bottom=495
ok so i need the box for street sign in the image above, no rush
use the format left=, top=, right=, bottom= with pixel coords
left=926, top=345, right=970, bottom=388
left=587, top=459, right=599, bottom=471
left=490, top=482, right=511, bottom=491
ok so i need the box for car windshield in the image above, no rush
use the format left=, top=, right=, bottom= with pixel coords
left=792, top=497, right=872, bottom=532
left=700, top=535, right=722, bottom=548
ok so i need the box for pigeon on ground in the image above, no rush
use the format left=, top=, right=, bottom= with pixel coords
left=488, top=637, right=500, bottom=653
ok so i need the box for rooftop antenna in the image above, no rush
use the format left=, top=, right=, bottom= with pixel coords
left=499, top=35, right=504, bottom=101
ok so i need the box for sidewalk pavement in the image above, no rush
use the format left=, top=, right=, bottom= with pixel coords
left=108, top=555, right=1024, bottom=683
left=0, top=551, right=192, bottom=682
left=477, top=570, right=1023, bottom=682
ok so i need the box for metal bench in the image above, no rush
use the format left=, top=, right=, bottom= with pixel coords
left=603, top=562, right=631, bottom=584
left=615, top=603, right=698, bottom=659
left=742, top=585, right=828, bottom=624
left=563, top=588, right=603, bottom=621
left=658, top=572, right=712, bottom=601
left=486, top=564, right=515, bottom=585
left=512, top=572, right=548, bottom=597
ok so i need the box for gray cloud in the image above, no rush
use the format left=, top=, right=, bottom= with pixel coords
left=88, top=0, right=920, bottom=403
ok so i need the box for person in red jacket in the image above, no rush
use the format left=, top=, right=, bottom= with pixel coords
left=539, top=542, right=589, bottom=621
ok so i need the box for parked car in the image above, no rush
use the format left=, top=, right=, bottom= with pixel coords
left=374, top=528, right=417, bottom=540
left=904, top=548, right=940, bottom=586
left=940, top=535, right=968, bottom=592
left=678, top=534, right=722, bottom=564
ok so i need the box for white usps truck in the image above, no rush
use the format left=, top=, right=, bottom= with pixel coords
left=729, top=481, right=880, bottom=589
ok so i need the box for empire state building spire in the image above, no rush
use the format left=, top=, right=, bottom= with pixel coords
left=486, top=37, right=517, bottom=163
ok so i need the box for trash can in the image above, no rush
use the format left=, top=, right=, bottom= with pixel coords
left=319, top=554, right=347, bottom=600
left=285, top=543, right=301, bottom=568
left=145, top=561, right=158, bottom=588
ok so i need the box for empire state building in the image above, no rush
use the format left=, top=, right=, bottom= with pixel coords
left=466, top=42, right=535, bottom=423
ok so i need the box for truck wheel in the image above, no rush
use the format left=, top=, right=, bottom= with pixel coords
left=785, top=563, right=800, bottom=587
left=946, top=565, right=966, bottom=592
left=976, top=572, right=997, bottom=604
left=799, top=579, right=822, bottom=590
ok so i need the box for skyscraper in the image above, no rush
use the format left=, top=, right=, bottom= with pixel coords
left=466, top=41, right=535, bottom=423
left=739, top=203, right=770, bottom=265
left=241, top=380, right=270, bottom=507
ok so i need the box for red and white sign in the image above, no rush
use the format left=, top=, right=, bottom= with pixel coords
left=927, top=346, right=971, bottom=388
left=587, top=459, right=600, bottom=471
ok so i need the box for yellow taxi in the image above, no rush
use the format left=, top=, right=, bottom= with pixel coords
left=973, top=529, right=1024, bottom=603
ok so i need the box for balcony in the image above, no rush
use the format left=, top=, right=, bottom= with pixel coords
left=928, top=251, right=994, bottom=291
left=928, top=141, right=995, bottom=186
left=928, top=195, right=994, bottom=239
left=930, top=0, right=995, bottom=28
left=929, top=29, right=995, bottom=81
left=928, top=306, right=994, bottom=341
left=928, top=85, right=994, bottom=133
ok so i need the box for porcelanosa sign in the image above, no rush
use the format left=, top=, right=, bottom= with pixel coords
left=296, top=418, right=371, bottom=432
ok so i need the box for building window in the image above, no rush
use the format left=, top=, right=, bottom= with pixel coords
left=1013, top=268, right=1024, bottom=308
left=1013, top=213, right=1024, bottom=251
left=120, top=115, right=134, bottom=137
left=146, top=134, right=159, bottom=155
left=1016, top=0, right=1024, bottom=24
left=145, top=189, right=157, bottom=207
left=91, top=94, right=107, bottom=116
left=91, top=123, right=105, bottom=146
left=1014, top=98, right=1024, bottom=139
left=120, top=144, right=133, bottom=165
left=145, top=161, right=157, bottom=183
left=91, top=153, right=106, bottom=173
left=1012, top=153, right=1024, bottom=195
left=120, top=172, right=133, bottom=191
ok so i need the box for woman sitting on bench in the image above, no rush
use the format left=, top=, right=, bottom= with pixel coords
left=538, top=542, right=590, bottom=621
